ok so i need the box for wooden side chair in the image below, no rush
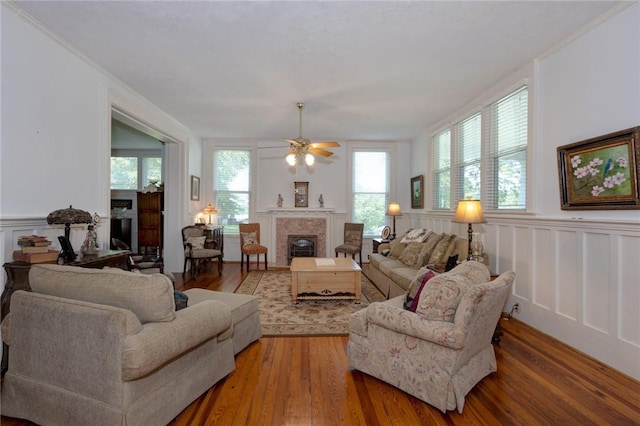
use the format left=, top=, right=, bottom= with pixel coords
left=335, top=222, right=364, bottom=266
left=239, top=223, right=268, bottom=272
left=182, top=226, right=223, bottom=279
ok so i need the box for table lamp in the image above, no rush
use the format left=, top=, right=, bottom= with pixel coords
left=451, top=198, right=486, bottom=260
left=202, top=203, right=217, bottom=225
left=47, top=205, right=93, bottom=260
left=386, top=202, right=402, bottom=240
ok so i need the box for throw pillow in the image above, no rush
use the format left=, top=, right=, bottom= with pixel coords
left=427, top=234, right=458, bottom=266
left=415, top=274, right=474, bottom=322
left=241, top=231, right=257, bottom=246
left=400, top=228, right=431, bottom=243
left=389, top=238, right=407, bottom=258
left=345, top=230, right=362, bottom=246
left=417, top=232, right=444, bottom=267
left=398, top=242, right=424, bottom=268
left=186, top=236, right=206, bottom=250
left=404, top=269, right=437, bottom=311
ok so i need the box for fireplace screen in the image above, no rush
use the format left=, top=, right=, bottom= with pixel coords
left=287, top=235, right=317, bottom=265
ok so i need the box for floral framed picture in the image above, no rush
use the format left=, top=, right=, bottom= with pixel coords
left=411, top=175, right=424, bottom=209
left=190, top=175, right=200, bottom=201
left=557, top=126, right=640, bottom=210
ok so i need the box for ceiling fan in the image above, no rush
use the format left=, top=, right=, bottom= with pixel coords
left=285, top=102, right=340, bottom=166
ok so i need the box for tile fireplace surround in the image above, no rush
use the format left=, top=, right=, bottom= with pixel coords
left=269, top=208, right=334, bottom=267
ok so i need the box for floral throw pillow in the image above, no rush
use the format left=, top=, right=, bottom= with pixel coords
left=398, top=242, right=425, bottom=268
left=186, top=236, right=206, bottom=250
left=415, top=274, right=474, bottom=322
left=241, top=232, right=257, bottom=246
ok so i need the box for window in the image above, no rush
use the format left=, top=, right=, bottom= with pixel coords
left=487, top=86, right=528, bottom=209
left=213, top=150, right=250, bottom=233
left=352, top=150, right=390, bottom=236
left=430, top=85, right=528, bottom=211
left=432, top=129, right=451, bottom=209
left=454, top=113, right=482, bottom=200
left=110, top=153, right=162, bottom=190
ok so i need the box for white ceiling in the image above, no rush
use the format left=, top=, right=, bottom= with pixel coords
left=10, top=1, right=624, bottom=142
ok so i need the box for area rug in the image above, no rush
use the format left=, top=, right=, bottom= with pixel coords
left=234, top=270, right=386, bottom=336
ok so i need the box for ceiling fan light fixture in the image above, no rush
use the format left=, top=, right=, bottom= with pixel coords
left=305, top=153, right=315, bottom=166
left=286, top=152, right=297, bottom=166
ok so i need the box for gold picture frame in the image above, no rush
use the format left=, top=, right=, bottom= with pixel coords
left=557, top=126, right=640, bottom=210
left=294, top=181, right=309, bottom=207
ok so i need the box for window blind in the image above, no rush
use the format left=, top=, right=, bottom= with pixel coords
left=453, top=113, right=481, bottom=201
left=432, top=129, right=451, bottom=209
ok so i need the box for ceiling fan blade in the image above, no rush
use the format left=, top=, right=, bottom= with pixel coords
left=285, top=138, right=302, bottom=146
left=309, top=147, right=334, bottom=157
left=310, top=141, right=340, bottom=148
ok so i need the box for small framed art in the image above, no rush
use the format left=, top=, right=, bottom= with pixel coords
left=294, top=181, right=309, bottom=207
left=190, top=175, right=200, bottom=201
left=381, top=226, right=391, bottom=240
left=557, top=126, right=640, bottom=210
left=411, top=175, right=424, bottom=209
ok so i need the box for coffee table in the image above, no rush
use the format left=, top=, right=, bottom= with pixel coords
left=290, top=257, right=362, bottom=304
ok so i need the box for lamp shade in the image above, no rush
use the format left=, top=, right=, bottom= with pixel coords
left=202, top=204, right=217, bottom=215
left=386, top=202, right=402, bottom=216
left=452, top=199, right=486, bottom=224
left=47, top=205, right=93, bottom=226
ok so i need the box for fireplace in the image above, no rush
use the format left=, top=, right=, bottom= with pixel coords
left=287, top=235, right=317, bottom=265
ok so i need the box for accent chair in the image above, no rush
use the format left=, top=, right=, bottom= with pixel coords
left=239, top=223, right=268, bottom=272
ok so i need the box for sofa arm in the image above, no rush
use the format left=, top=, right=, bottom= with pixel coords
left=121, top=300, right=232, bottom=380
left=366, top=301, right=465, bottom=349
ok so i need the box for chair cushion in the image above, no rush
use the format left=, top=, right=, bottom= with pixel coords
left=335, top=243, right=360, bottom=254
left=241, top=231, right=257, bottom=246
left=242, top=243, right=268, bottom=255
left=29, top=264, right=175, bottom=324
left=345, top=230, right=362, bottom=246
left=398, top=242, right=424, bottom=268
left=415, top=274, right=474, bottom=322
left=191, top=249, right=222, bottom=259
left=186, top=236, right=206, bottom=250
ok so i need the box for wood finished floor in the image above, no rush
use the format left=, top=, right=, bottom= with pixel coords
left=2, top=262, right=639, bottom=425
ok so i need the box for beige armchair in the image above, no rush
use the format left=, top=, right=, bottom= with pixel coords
left=347, top=262, right=515, bottom=413
left=182, top=225, right=223, bottom=279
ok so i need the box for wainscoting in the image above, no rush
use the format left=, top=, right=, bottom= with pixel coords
left=413, top=212, right=640, bottom=381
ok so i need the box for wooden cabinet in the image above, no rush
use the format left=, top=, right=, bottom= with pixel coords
left=137, top=192, right=163, bottom=255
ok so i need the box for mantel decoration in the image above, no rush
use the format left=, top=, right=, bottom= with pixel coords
left=557, top=126, right=640, bottom=210
left=411, top=175, right=424, bottom=209
left=190, top=175, right=200, bottom=201
left=294, top=181, right=309, bottom=207
left=451, top=198, right=486, bottom=260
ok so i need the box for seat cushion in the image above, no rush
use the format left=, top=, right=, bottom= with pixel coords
left=191, top=249, right=222, bottom=259
left=335, top=243, right=360, bottom=254
left=29, top=264, right=175, bottom=323
left=242, top=243, right=268, bottom=254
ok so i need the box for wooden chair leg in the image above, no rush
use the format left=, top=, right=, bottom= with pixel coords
left=264, top=253, right=268, bottom=270
left=217, top=256, right=223, bottom=274
left=246, top=254, right=250, bottom=272
left=241, top=253, right=244, bottom=271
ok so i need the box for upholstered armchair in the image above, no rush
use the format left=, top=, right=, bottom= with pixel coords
left=182, top=226, right=223, bottom=279
left=335, top=222, right=364, bottom=266
left=347, top=262, right=515, bottom=413
left=239, top=223, right=268, bottom=272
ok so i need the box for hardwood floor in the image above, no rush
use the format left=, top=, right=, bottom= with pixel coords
left=2, top=262, right=639, bottom=425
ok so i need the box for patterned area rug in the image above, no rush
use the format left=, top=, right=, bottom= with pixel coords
left=234, top=270, right=386, bottom=336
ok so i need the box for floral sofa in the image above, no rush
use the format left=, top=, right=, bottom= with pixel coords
left=348, top=261, right=515, bottom=412
left=368, top=228, right=477, bottom=299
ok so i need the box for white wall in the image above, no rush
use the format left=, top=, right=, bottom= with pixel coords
left=412, top=3, right=640, bottom=380
left=0, top=4, right=193, bottom=274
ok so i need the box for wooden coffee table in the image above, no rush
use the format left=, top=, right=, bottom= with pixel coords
left=290, top=257, right=362, bottom=304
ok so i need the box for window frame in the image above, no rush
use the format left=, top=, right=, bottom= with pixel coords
left=211, top=148, right=252, bottom=234
left=110, top=148, right=163, bottom=191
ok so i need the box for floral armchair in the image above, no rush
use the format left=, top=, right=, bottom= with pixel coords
left=347, top=261, right=515, bottom=413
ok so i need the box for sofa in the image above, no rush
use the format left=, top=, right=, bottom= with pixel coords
left=369, top=228, right=478, bottom=299
left=348, top=261, right=515, bottom=412
left=0, top=264, right=261, bottom=426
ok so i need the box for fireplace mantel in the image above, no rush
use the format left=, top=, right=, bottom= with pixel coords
left=267, top=207, right=335, bottom=216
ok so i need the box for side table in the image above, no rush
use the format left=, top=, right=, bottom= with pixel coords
left=372, top=238, right=390, bottom=254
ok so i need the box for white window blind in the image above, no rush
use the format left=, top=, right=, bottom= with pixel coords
left=453, top=113, right=481, bottom=201
left=432, top=129, right=451, bottom=209
left=352, top=151, right=389, bottom=236
left=486, top=86, right=528, bottom=209
left=213, top=149, right=250, bottom=232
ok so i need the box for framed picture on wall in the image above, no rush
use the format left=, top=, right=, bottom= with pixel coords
left=411, top=175, right=424, bottom=209
left=191, top=175, right=200, bottom=201
left=294, top=181, right=309, bottom=207
left=557, top=126, right=640, bottom=210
